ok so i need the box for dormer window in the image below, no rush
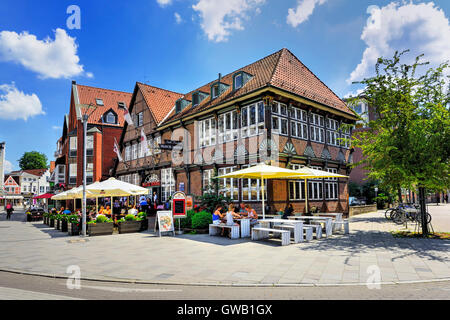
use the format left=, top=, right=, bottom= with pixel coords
left=234, top=74, right=243, bottom=89
left=192, top=91, right=209, bottom=107
left=233, top=71, right=252, bottom=91
left=210, top=82, right=230, bottom=100
left=118, top=102, right=126, bottom=109
left=96, top=98, right=104, bottom=106
left=175, top=98, right=191, bottom=114
left=104, top=111, right=116, bottom=124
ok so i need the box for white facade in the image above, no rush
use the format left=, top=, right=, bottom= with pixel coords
left=0, top=142, right=5, bottom=196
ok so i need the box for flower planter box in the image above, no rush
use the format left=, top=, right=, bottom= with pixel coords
left=140, top=218, right=148, bottom=231
left=61, top=220, right=68, bottom=232
left=49, top=218, right=55, bottom=227
left=68, top=223, right=80, bottom=236
left=88, top=223, right=113, bottom=236
left=118, top=220, right=142, bottom=234
left=55, top=220, right=61, bottom=230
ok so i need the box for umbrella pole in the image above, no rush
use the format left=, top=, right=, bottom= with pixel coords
left=96, top=197, right=98, bottom=214
left=304, top=179, right=308, bottom=214
left=261, top=178, right=265, bottom=220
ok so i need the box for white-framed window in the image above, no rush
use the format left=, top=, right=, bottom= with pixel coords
left=326, top=118, right=340, bottom=146
left=289, top=164, right=306, bottom=200
left=153, top=135, right=162, bottom=154
left=308, top=165, right=323, bottom=200
left=125, top=144, right=131, bottom=161
left=202, top=169, right=214, bottom=190
left=241, top=101, right=265, bottom=138
left=161, top=168, right=175, bottom=202
left=40, top=186, right=44, bottom=193
left=69, top=164, right=77, bottom=185
left=132, top=143, right=137, bottom=160
left=341, top=127, right=351, bottom=149
left=199, top=117, right=216, bottom=147
left=325, top=168, right=338, bottom=200
left=86, top=163, right=94, bottom=177
left=69, top=136, right=77, bottom=157
left=309, top=113, right=325, bottom=143
left=218, top=167, right=238, bottom=200
left=218, top=110, right=238, bottom=143
left=86, top=135, right=94, bottom=150
left=137, top=112, right=143, bottom=127
left=271, top=101, right=289, bottom=135
left=96, top=98, right=104, bottom=106
left=105, top=112, right=116, bottom=124
left=241, top=164, right=267, bottom=201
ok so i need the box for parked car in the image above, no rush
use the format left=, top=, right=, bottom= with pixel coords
left=349, top=197, right=367, bottom=206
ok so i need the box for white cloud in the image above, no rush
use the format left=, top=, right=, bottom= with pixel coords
left=52, top=126, right=62, bottom=130
left=4, top=160, right=13, bottom=173
left=0, top=28, right=91, bottom=79
left=0, top=83, right=44, bottom=121
left=174, top=12, right=183, bottom=24
left=157, top=0, right=172, bottom=7
left=347, top=2, right=450, bottom=84
left=192, top=0, right=265, bottom=42
left=287, top=0, right=327, bottom=28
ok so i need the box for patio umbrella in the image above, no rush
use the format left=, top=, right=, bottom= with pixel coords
left=216, top=163, right=307, bottom=219
left=285, top=166, right=349, bottom=213
left=85, top=177, right=149, bottom=197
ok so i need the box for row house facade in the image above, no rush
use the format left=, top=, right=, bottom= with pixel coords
left=114, top=48, right=358, bottom=214
left=3, top=169, right=50, bottom=206
left=1, top=175, right=22, bottom=207
left=53, top=81, right=132, bottom=192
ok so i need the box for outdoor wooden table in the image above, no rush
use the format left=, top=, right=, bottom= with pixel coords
left=288, top=216, right=333, bottom=237
left=235, top=218, right=251, bottom=238
left=258, top=219, right=305, bottom=243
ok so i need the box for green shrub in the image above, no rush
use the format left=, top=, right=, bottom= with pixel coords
left=95, top=215, right=111, bottom=223
left=137, top=212, right=147, bottom=220
left=180, top=209, right=196, bottom=228
left=125, top=214, right=137, bottom=221
left=67, top=215, right=79, bottom=224
left=191, top=211, right=212, bottom=229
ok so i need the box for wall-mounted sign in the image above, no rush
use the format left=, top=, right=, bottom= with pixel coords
left=164, top=140, right=181, bottom=146
left=179, top=182, right=185, bottom=192
left=186, top=195, right=193, bottom=211
left=172, top=191, right=186, bottom=218
left=142, top=174, right=160, bottom=187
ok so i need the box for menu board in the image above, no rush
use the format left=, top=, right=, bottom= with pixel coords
left=172, top=191, right=186, bottom=218
left=157, top=211, right=175, bottom=237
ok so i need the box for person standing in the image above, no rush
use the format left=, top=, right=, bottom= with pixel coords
left=6, top=202, right=13, bottom=220
left=152, top=192, right=158, bottom=208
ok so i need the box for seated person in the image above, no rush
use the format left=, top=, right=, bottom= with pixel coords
left=98, top=206, right=106, bottom=215
left=212, top=205, right=223, bottom=225
left=224, top=204, right=241, bottom=226
left=282, top=203, right=294, bottom=219
left=238, top=202, right=247, bottom=217
left=57, top=207, right=65, bottom=214
left=128, top=205, right=138, bottom=215
left=62, top=208, right=72, bottom=215
left=245, top=204, right=259, bottom=226
left=103, top=206, right=112, bottom=217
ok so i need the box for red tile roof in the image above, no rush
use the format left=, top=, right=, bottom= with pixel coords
left=163, top=48, right=353, bottom=124
left=22, top=169, right=48, bottom=177
left=75, top=84, right=133, bottom=126
left=136, top=82, right=183, bottom=125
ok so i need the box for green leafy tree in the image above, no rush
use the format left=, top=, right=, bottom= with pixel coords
left=196, top=168, right=231, bottom=214
left=18, top=151, right=48, bottom=170
left=346, top=50, right=450, bottom=236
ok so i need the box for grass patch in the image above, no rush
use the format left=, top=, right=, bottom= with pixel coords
left=391, top=231, right=450, bottom=240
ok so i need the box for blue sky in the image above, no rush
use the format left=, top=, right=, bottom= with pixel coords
left=1, top=0, right=449, bottom=171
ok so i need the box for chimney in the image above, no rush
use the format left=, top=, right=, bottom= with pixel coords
left=72, top=80, right=76, bottom=85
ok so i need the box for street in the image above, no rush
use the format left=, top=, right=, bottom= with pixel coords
left=0, top=271, right=449, bottom=300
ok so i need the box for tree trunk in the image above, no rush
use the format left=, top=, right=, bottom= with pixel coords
left=397, top=187, right=403, bottom=204
left=418, top=186, right=428, bottom=237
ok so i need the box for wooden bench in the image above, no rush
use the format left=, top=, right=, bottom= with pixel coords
left=332, top=219, right=349, bottom=234
left=251, top=227, right=291, bottom=246
left=303, top=224, right=322, bottom=239
left=209, top=224, right=240, bottom=239
left=273, top=224, right=313, bottom=243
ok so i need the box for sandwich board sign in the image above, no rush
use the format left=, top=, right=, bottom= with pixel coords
left=157, top=210, right=175, bottom=237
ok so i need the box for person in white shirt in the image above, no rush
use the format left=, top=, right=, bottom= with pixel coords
left=128, top=205, right=138, bottom=215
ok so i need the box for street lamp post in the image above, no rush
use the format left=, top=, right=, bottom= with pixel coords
left=78, top=103, right=96, bottom=237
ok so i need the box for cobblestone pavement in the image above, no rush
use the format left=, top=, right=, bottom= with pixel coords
left=0, top=206, right=449, bottom=286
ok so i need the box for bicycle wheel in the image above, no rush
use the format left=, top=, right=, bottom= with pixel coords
left=392, top=210, right=405, bottom=225
left=385, top=208, right=395, bottom=220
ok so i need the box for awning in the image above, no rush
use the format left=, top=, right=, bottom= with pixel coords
left=33, top=193, right=55, bottom=199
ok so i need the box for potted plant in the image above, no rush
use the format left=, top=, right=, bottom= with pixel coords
left=87, top=215, right=113, bottom=236
left=60, top=215, right=68, bottom=232
left=49, top=212, right=55, bottom=227
left=118, top=214, right=142, bottom=234
left=67, top=215, right=81, bottom=236
left=54, top=214, right=62, bottom=230
left=137, top=212, right=148, bottom=231
left=43, top=212, right=49, bottom=225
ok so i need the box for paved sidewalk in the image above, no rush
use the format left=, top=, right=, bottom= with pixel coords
left=0, top=208, right=449, bottom=286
